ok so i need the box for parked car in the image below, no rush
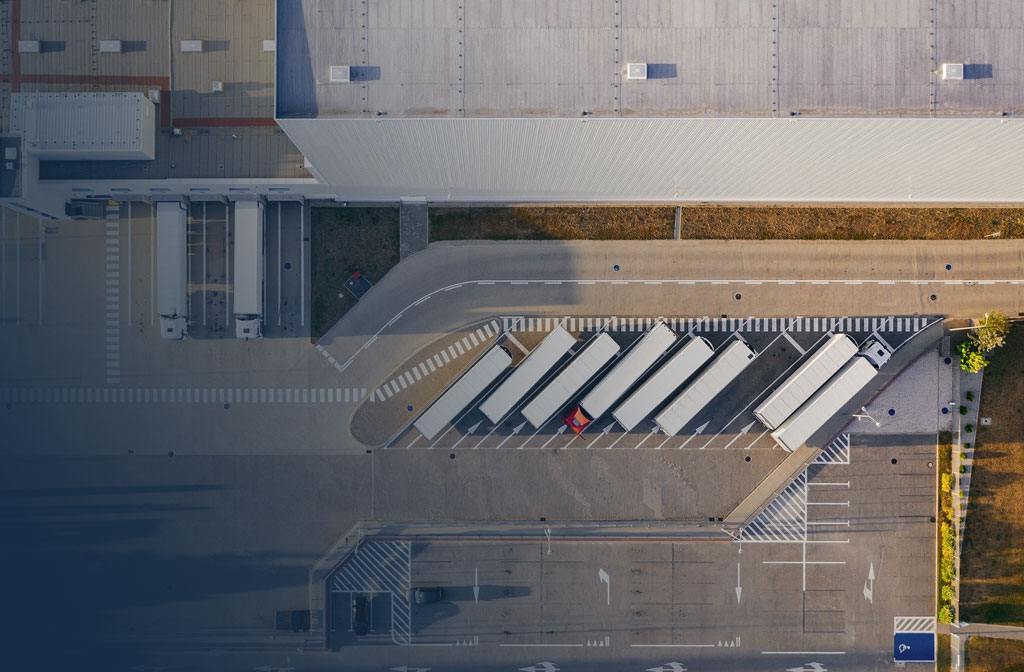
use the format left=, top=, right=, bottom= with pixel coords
left=351, top=594, right=369, bottom=635
left=410, top=587, right=444, bottom=604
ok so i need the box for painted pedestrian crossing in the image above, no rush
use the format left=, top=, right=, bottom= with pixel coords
left=738, top=471, right=807, bottom=543
left=814, top=434, right=852, bottom=465
left=500, top=315, right=929, bottom=335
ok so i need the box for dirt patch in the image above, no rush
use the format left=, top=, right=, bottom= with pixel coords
left=310, top=207, right=400, bottom=340
left=964, top=636, right=1024, bottom=672
left=936, top=633, right=951, bottom=672
left=429, top=206, right=1024, bottom=241
left=959, top=325, right=1024, bottom=624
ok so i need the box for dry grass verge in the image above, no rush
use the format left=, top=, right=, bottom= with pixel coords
left=960, top=325, right=1024, bottom=624
left=429, top=206, right=1024, bottom=241
left=964, top=636, right=1024, bottom=672
left=310, top=207, right=400, bottom=340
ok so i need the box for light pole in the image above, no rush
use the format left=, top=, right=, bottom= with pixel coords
left=949, top=312, right=989, bottom=332
left=852, top=406, right=881, bottom=427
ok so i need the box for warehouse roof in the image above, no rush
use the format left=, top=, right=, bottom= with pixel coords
left=277, top=0, right=1024, bottom=119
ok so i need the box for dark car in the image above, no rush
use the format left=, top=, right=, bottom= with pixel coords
left=351, top=594, right=369, bottom=635
left=410, top=587, right=444, bottom=604
left=275, top=609, right=311, bottom=632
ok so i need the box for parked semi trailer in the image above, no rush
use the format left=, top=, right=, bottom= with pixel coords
left=479, top=325, right=576, bottom=425
left=753, top=333, right=858, bottom=430
left=654, top=339, right=756, bottom=436
left=612, top=336, right=715, bottom=432
left=413, top=345, right=513, bottom=441
left=771, top=340, right=891, bottom=452
left=521, top=332, right=619, bottom=430
left=155, top=201, right=188, bottom=340
left=233, top=201, right=265, bottom=339
left=565, top=322, right=677, bottom=434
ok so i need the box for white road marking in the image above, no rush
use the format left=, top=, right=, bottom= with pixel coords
left=782, top=330, right=805, bottom=354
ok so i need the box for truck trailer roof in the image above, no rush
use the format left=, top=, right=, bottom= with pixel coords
left=612, top=336, right=715, bottom=432
left=753, top=333, right=858, bottom=430
left=413, top=345, right=513, bottom=441
left=579, top=322, right=677, bottom=422
left=520, top=332, right=620, bottom=429
left=479, top=325, right=576, bottom=425
left=654, top=339, right=755, bottom=436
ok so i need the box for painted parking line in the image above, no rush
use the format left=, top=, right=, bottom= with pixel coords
left=105, top=205, right=121, bottom=384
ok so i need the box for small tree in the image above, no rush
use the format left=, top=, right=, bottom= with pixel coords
left=968, top=311, right=1011, bottom=353
left=959, top=341, right=989, bottom=373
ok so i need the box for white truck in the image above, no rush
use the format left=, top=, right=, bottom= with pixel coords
left=771, top=340, right=891, bottom=452
left=753, top=333, right=858, bottom=430
left=233, top=201, right=265, bottom=339
left=479, top=325, right=577, bottom=425
left=567, top=322, right=677, bottom=433
left=414, top=345, right=513, bottom=441
left=155, top=201, right=189, bottom=340
left=613, top=335, right=715, bottom=432
left=520, top=332, right=620, bottom=430
left=654, top=338, right=756, bottom=436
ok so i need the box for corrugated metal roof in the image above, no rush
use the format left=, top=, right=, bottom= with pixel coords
left=278, top=117, right=1024, bottom=202
left=11, top=92, right=155, bottom=160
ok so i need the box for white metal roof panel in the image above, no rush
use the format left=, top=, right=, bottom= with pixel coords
left=613, top=336, right=715, bottom=432
left=232, top=202, right=265, bottom=317
left=479, top=326, right=576, bottom=425
left=521, top=333, right=620, bottom=429
left=580, top=323, right=677, bottom=421
left=754, top=333, right=858, bottom=430
left=771, top=356, right=877, bottom=452
left=654, top=339, right=755, bottom=436
left=277, top=117, right=1024, bottom=203
left=156, top=202, right=188, bottom=320
left=414, top=346, right=512, bottom=441
left=11, top=92, right=156, bottom=160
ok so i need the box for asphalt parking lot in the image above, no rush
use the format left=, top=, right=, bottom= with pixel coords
left=319, top=433, right=936, bottom=672
left=387, top=315, right=939, bottom=452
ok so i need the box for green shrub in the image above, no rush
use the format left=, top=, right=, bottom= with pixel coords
left=965, top=424, right=975, bottom=433
left=959, top=405, right=968, bottom=415
left=941, top=585, right=955, bottom=603
left=959, top=341, right=989, bottom=373
left=961, top=452, right=967, bottom=460
left=941, top=473, right=953, bottom=493
left=963, top=442, right=971, bottom=449
left=965, top=391, right=975, bottom=402
left=939, top=605, right=954, bottom=623
left=960, top=465, right=967, bottom=473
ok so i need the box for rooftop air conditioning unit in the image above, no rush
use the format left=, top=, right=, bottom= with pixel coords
left=99, top=40, right=122, bottom=53
left=263, top=40, right=276, bottom=52
left=942, top=63, right=964, bottom=80
left=18, top=40, right=41, bottom=53
left=211, top=81, right=224, bottom=93
left=180, top=40, right=204, bottom=53
left=330, top=65, right=352, bottom=83
left=626, top=63, right=648, bottom=80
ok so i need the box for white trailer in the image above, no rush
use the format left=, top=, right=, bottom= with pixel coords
left=771, top=356, right=877, bottom=452
left=520, top=332, right=620, bottom=429
left=612, top=336, right=715, bottom=432
left=155, top=201, right=188, bottom=340
left=753, top=333, right=858, bottom=430
left=479, top=326, right=576, bottom=424
left=233, top=201, right=265, bottom=339
left=577, top=322, right=677, bottom=422
left=654, top=339, right=756, bottom=436
left=414, top=345, right=512, bottom=441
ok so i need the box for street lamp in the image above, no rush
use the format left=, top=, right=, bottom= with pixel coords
left=852, top=406, right=881, bottom=427
left=949, top=312, right=989, bottom=332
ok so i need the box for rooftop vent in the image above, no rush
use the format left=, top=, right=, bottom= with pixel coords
left=211, top=81, right=224, bottom=93
left=263, top=40, right=276, bottom=52
left=626, top=63, right=648, bottom=80
left=329, top=66, right=352, bottom=83
left=18, top=40, right=40, bottom=54
left=99, top=40, right=122, bottom=53
left=942, top=63, right=964, bottom=80
left=180, top=40, right=204, bottom=53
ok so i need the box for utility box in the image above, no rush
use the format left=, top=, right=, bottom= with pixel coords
left=942, top=63, right=964, bottom=80
left=18, top=40, right=40, bottom=53
left=263, top=40, right=276, bottom=52
left=99, top=40, right=122, bottom=53
left=180, top=40, right=204, bottom=53
left=626, top=63, right=648, bottom=80
left=211, top=81, right=224, bottom=93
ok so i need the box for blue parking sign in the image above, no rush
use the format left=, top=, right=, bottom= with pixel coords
left=894, top=632, right=935, bottom=662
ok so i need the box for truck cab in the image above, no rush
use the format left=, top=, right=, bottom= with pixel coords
left=564, top=406, right=593, bottom=435
left=858, top=340, right=892, bottom=369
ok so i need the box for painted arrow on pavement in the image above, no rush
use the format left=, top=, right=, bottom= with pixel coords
left=495, top=421, right=527, bottom=449
left=473, top=568, right=480, bottom=603
left=519, top=663, right=560, bottom=672
left=647, top=663, right=688, bottom=672
left=787, top=664, right=827, bottom=672
left=719, top=421, right=756, bottom=450
left=863, top=561, right=875, bottom=603
left=390, top=667, right=431, bottom=672
left=453, top=421, right=481, bottom=449
left=735, top=562, right=742, bottom=604
left=538, top=424, right=567, bottom=450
